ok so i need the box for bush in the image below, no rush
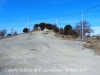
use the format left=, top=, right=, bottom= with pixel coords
left=52, top=25, right=59, bottom=33
left=23, top=28, right=29, bottom=33
left=64, top=25, right=72, bottom=35
left=46, top=24, right=53, bottom=30
left=39, top=23, right=46, bottom=31
left=7, top=34, right=12, bottom=37
left=96, top=35, right=100, bottom=40
left=59, top=27, right=64, bottom=34
left=72, top=30, right=78, bottom=38
left=14, top=31, right=18, bottom=36
left=33, top=24, right=39, bottom=30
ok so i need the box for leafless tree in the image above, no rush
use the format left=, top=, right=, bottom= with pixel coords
left=14, top=31, right=18, bottom=36
left=75, top=20, right=94, bottom=37
left=0, top=29, right=7, bottom=37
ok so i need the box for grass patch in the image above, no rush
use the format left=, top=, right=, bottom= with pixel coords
left=83, top=37, right=100, bottom=55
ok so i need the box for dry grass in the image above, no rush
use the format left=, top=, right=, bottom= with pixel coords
left=83, top=37, right=100, bottom=55
left=55, top=33, right=100, bottom=55
left=54, top=33, right=78, bottom=41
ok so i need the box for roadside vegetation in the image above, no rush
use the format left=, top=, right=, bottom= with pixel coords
left=32, top=20, right=100, bottom=55
left=0, top=20, right=100, bottom=55
left=32, top=20, right=93, bottom=39
left=0, top=29, right=7, bottom=38
left=83, top=35, right=100, bottom=55
left=0, top=28, right=18, bottom=40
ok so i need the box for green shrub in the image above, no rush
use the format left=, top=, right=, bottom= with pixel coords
left=23, top=28, right=29, bottom=33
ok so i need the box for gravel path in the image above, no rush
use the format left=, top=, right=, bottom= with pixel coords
left=0, top=31, right=100, bottom=75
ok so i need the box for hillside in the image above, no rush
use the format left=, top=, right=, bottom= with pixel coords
left=0, top=31, right=100, bottom=75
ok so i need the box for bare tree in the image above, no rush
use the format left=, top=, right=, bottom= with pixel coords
left=75, top=20, right=93, bottom=37
left=0, top=29, right=7, bottom=37
left=14, top=31, right=18, bottom=36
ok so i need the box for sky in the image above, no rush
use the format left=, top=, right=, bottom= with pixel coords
left=0, top=0, right=100, bottom=35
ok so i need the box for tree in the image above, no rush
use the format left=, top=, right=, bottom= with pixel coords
left=64, top=25, right=72, bottom=35
left=39, top=22, right=46, bottom=31
left=14, top=31, right=18, bottom=36
left=23, top=28, right=29, bottom=33
left=59, top=27, right=64, bottom=34
left=0, top=29, right=7, bottom=37
left=87, top=34, right=91, bottom=38
left=75, top=20, right=93, bottom=37
left=33, top=24, right=39, bottom=30
left=7, top=34, right=12, bottom=37
left=46, top=23, right=53, bottom=30
left=72, top=29, right=78, bottom=37
left=52, top=24, right=59, bottom=32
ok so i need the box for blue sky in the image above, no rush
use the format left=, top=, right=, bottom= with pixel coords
left=0, top=0, right=100, bottom=35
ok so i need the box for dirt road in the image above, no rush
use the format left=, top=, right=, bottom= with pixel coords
left=0, top=31, right=100, bottom=75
